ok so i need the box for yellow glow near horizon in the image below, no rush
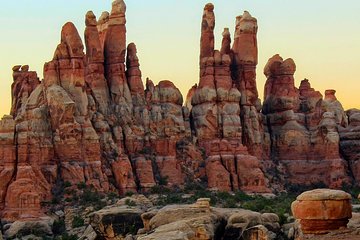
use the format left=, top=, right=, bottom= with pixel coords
left=0, top=0, right=359, bottom=118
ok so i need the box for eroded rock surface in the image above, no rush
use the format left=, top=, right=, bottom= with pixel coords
left=138, top=198, right=281, bottom=240
left=339, top=109, right=360, bottom=184
left=189, top=6, right=269, bottom=193
left=262, top=55, right=350, bottom=188
left=0, top=0, right=359, bottom=225
left=291, top=189, right=352, bottom=234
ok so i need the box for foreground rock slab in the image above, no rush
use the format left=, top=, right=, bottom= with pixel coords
left=90, top=206, right=144, bottom=239
left=138, top=198, right=281, bottom=240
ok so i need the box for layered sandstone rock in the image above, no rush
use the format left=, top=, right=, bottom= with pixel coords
left=340, top=109, right=360, bottom=185
left=231, top=11, right=264, bottom=160
left=1, top=0, right=360, bottom=224
left=262, top=55, right=350, bottom=188
left=10, top=66, right=40, bottom=117
left=190, top=5, right=268, bottom=193
left=90, top=207, right=143, bottom=239
left=138, top=199, right=281, bottom=240
left=48, top=21, right=109, bottom=191
left=4, top=75, right=55, bottom=221
left=85, top=10, right=111, bottom=116
left=323, top=90, right=348, bottom=126
left=291, top=189, right=352, bottom=234
left=0, top=116, right=16, bottom=212
left=1, top=1, right=205, bottom=218
left=200, top=3, right=215, bottom=59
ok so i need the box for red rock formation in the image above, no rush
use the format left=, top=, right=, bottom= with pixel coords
left=191, top=5, right=269, bottom=192
left=104, top=0, right=131, bottom=105
left=10, top=65, right=40, bottom=117
left=1, top=0, right=359, bottom=223
left=85, top=11, right=111, bottom=115
left=340, top=109, right=360, bottom=185
left=126, top=43, right=145, bottom=97
left=48, top=21, right=109, bottom=191
left=231, top=11, right=264, bottom=159
left=2, top=168, right=45, bottom=221
left=323, top=89, right=348, bottom=126
left=220, top=28, right=231, bottom=55
left=4, top=80, right=56, bottom=221
left=200, top=3, right=215, bottom=59
left=0, top=116, right=16, bottom=212
left=292, top=189, right=352, bottom=234
left=97, top=11, right=109, bottom=49
left=262, top=55, right=350, bottom=188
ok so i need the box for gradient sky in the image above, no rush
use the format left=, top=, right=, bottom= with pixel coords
left=1, top=0, right=359, bottom=117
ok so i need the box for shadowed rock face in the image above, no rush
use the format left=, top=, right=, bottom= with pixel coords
left=0, top=1, right=359, bottom=222
left=340, top=109, right=360, bottom=184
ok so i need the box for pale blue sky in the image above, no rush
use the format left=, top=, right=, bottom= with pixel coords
left=0, top=0, right=359, bottom=116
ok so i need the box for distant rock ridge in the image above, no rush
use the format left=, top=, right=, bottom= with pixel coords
left=0, top=0, right=358, bottom=222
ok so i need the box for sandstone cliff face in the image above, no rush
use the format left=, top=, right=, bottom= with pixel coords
left=262, top=55, right=350, bottom=188
left=340, top=109, right=360, bottom=184
left=0, top=0, right=204, bottom=221
left=0, top=0, right=359, bottom=222
left=189, top=5, right=269, bottom=193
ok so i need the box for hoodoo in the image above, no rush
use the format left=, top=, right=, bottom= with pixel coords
left=0, top=1, right=358, bottom=225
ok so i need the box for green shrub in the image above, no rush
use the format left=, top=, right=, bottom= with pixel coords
left=125, top=198, right=137, bottom=206
left=53, top=219, right=66, bottom=235
left=184, top=181, right=207, bottom=193
left=64, top=181, right=72, bottom=188
left=285, top=182, right=326, bottom=195
left=77, top=182, right=87, bottom=190
left=150, top=185, right=171, bottom=194
left=51, top=197, right=60, bottom=205
left=77, top=188, right=106, bottom=210
left=158, top=176, right=169, bottom=186
left=125, top=191, right=135, bottom=197
left=61, top=233, right=78, bottom=240
left=156, top=192, right=184, bottom=205
left=107, top=191, right=119, bottom=201
left=72, top=216, right=84, bottom=228
left=139, top=146, right=153, bottom=155
left=240, top=193, right=296, bottom=225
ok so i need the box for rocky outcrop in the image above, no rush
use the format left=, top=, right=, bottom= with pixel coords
left=291, top=189, right=352, bottom=234
left=0, top=0, right=206, bottom=222
left=0, top=116, right=16, bottom=213
left=230, top=11, right=265, bottom=163
left=340, top=109, right=360, bottom=185
left=189, top=4, right=269, bottom=193
left=90, top=207, right=143, bottom=239
left=3, top=217, right=54, bottom=239
left=138, top=198, right=281, bottom=240
left=0, top=0, right=359, bottom=224
left=262, top=55, right=350, bottom=188
left=10, top=65, right=41, bottom=117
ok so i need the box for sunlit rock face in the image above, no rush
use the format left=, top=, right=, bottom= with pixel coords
left=262, top=55, right=350, bottom=188
left=0, top=0, right=359, bottom=222
left=292, top=189, right=352, bottom=234
left=189, top=5, right=269, bottom=193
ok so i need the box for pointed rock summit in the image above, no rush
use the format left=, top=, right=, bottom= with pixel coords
left=0, top=1, right=359, bottom=224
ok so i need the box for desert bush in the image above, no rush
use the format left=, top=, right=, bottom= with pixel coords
left=53, top=219, right=66, bottom=235
left=72, top=216, right=84, bottom=228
